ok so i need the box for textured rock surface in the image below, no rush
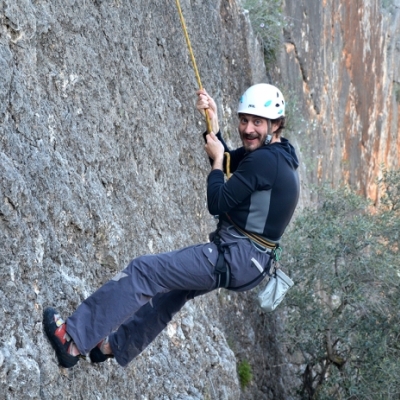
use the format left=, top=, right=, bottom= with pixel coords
left=0, top=0, right=268, bottom=399
left=281, top=0, right=400, bottom=202
left=1, top=0, right=400, bottom=399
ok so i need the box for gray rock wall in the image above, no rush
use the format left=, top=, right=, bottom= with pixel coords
left=0, top=0, right=269, bottom=399
left=2, top=0, right=399, bottom=398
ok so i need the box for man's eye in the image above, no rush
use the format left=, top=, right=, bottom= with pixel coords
left=254, top=120, right=261, bottom=125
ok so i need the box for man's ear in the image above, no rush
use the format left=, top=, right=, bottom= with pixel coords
left=271, top=120, right=281, bottom=133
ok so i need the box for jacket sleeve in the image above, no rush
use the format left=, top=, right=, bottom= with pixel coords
left=207, top=150, right=277, bottom=215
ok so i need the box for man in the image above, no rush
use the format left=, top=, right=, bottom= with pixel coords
left=43, top=83, right=300, bottom=368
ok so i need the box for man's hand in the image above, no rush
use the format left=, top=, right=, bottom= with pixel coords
left=196, top=89, right=220, bottom=134
left=205, top=132, right=224, bottom=171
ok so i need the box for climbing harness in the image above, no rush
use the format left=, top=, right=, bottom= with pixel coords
left=226, top=214, right=280, bottom=251
left=212, top=226, right=231, bottom=288
left=212, top=220, right=280, bottom=290
left=175, top=0, right=212, bottom=134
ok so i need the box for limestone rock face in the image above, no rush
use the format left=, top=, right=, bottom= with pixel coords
left=281, top=0, right=400, bottom=201
left=2, top=0, right=400, bottom=399
left=0, top=0, right=266, bottom=398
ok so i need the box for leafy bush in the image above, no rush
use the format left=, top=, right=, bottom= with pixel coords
left=283, top=171, right=400, bottom=399
left=239, top=0, right=286, bottom=65
left=238, top=360, right=253, bottom=389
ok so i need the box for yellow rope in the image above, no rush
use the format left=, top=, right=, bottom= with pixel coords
left=175, top=3, right=275, bottom=248
left=224, top=152, right=231, bottom=179
left=175, top=0, right=231, bottom=179
left=175, top=2, right=274, bottom=250
left=175, top=0, right=212, bottom=134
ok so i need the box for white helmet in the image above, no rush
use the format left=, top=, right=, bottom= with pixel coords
left=237, top=83, right=285, bottom=119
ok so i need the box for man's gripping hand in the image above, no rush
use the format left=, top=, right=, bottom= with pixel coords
left=196, top=89, right=220, bottom=134
left=205, top=132, right=224, bottom=171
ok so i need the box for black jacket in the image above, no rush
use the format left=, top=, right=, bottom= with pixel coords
left=206, top=131, right=299, bottom=242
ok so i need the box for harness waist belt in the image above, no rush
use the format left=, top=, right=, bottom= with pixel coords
left=225, top=214, right=278, bottom=250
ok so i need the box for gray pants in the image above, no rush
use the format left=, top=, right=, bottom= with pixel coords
left=66, top=223, right=271, bottom=366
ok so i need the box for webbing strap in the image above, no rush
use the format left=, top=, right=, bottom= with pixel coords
left=226, top=214, right=279, bottom=250
left=212, top=232, right=231, bottom=288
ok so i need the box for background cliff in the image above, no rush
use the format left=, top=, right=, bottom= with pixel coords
left=1, top=0, right=399, bottom=399
left=281, top=0, right=400, bottom=202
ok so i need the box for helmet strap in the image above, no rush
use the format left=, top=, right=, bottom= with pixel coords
left=265, top=120, right=272, bottom=145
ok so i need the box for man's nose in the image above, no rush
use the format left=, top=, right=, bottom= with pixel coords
left=244, top=122, right=255, bottom=133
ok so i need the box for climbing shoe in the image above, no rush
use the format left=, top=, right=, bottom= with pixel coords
left=43, top=307, right=80, bottom=368
left=89, top=337, right=114, bottom=363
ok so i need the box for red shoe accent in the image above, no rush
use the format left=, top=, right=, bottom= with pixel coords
left=54, top=319, right=68, bottom=345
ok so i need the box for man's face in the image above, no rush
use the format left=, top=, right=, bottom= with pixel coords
left=238, top=114, right=270, bottom=152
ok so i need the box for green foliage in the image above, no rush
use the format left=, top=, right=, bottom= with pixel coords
left=238, top=360, right=253, bottom=389
left=381, top=0, right=396, bottom=11
left=240, top=0, right=286, bottom=66
left=378, top=169, right=400, bottom=220
left=280, top=86, right=316, bottom=138
left=281, top=87, right=300, bottom=134
left=283, top=173, right=400, bottom=399
left=394, top=82, right=400, bottom=104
